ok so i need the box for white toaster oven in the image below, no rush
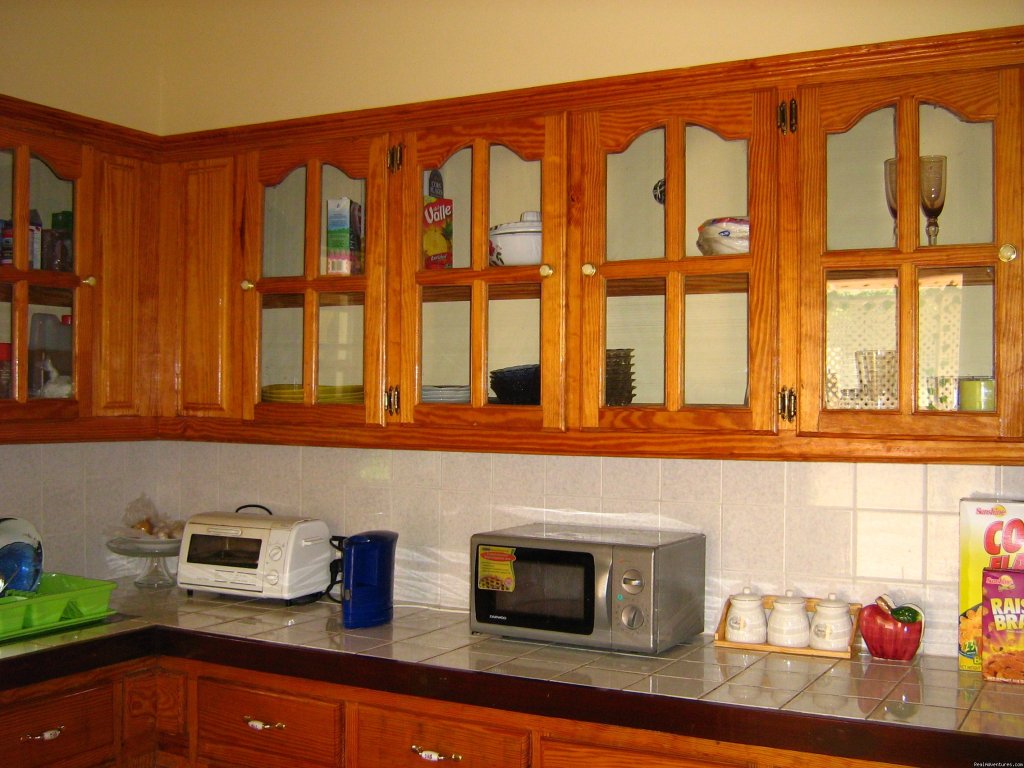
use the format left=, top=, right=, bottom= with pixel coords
left=177, top=512, right=332, bottom=601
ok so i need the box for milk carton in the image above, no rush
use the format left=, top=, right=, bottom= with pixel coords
left=959, top=497, right=1024, bottom=670
left=325, top=198, right=363, bottom=276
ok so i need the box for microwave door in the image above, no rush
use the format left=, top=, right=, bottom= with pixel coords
left=185, top=532, right=262, bottom=569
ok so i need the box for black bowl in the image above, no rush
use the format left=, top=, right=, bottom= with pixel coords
left=490, top=364, right=541, bottom=405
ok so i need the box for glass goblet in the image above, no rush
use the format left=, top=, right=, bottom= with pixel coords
left=919, top=155, right=947, bottom=246
left=884, top=158, right=897, bottom=245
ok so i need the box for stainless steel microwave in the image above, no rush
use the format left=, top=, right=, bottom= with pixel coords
left=470, top=523, right=705, bottom=654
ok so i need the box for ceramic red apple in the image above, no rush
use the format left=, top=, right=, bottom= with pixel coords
left=859, top=595, right=923, bottom=661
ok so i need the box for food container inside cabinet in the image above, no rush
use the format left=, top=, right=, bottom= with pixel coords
left=489, top=211, right=542, bottom=266
left=696, top=217, right=749, bottom=255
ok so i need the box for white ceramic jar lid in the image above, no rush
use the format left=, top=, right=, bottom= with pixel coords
left=489, top=210, right=542, bottom=235
left=730, top=586, right=762, bottom=605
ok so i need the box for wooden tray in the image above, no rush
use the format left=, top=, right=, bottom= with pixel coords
left=713, top=594, right=862, bottom=659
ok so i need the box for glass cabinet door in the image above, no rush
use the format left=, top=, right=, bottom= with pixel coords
left=253, top=136, right=384, bottom=424
left=396, top=115, right=565, bottom=430
left=799, top=69, right=1022, bottom=437
left=0, top=137, right=81, bottom=413
left=575, top=93, right=775, bottom=432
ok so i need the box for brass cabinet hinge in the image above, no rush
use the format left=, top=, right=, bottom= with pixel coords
left=387, top=143, right=404, bottom=172
left=777, top=387, right=797, bottom=422
left=776, top=99, right=798, bottom=134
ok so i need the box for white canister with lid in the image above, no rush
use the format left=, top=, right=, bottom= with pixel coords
left=809, top=593, right=853, bottom=652
left=725, top=587, right=767, bottom=644
left=767, top=590, right=810, bottom=648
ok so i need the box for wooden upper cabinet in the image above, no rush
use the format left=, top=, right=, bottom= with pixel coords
left=796, top=67, right=1023, bottom=441
left=174, top=155, right=248, bottom=418
left=249, top=136, right=388, bottom=427
left=392, top=114, right=568, bottom=431
left=0, top=130, right=85, bottom=421
left=569, top=91, right=778, bottom=435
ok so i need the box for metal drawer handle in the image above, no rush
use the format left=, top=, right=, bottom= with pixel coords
left=243, top=715, right=286, bottom=731
left=21, top=726, right=64, bottom=742
left=411, top=744, right=463, bottom=762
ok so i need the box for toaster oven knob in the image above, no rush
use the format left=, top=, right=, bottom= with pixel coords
left=269, top=546, right=283, bottom=561
left=621, top=569, right=644, bottom=595
left=620, top=604, right=645, bottom=630
left=265, top=570, right=280, bottom=585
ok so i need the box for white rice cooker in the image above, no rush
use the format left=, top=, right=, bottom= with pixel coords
left=0, top=518, right=43, bottom=595
left=489, top=211, right=542, bottom=266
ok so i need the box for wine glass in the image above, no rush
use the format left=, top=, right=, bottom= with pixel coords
left=883, top=158, right=897, bottom=245
left=919, top=155, right=947, bottom=246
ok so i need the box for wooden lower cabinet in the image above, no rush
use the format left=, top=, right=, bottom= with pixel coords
left=195, top=677, right=343, bottom=768
left=352, top=703, right=530, bottom=767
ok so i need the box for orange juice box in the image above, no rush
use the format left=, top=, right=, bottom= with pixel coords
left=982, top=568, right=1024, bottom=683
left=325, top=198, right=363, bottom=275
left=422, top=196, right=453, bottom=269
left=959, top=497, right=1024, bottom=670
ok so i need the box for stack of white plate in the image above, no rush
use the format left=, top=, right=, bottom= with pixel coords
left=422, top=385, right=470, bottom=404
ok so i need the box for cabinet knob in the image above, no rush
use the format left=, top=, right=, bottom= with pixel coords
left=411, top=744, right=462, bottom=762
left=20, top=726, right=64, bottom=742
left=243, top=715, right=285, bottom=731
left=539, top=264, right=554, bottom=278
left=582, top=263, right=597, bottom=277
left=81, top=276, right=97, bottom=287
left=240, top=279, right=256, bottom=291
left=998, top=243, right=1018, bottom=263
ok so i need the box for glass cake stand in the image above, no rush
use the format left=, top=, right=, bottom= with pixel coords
left=106, top=537, right=181, bottom=588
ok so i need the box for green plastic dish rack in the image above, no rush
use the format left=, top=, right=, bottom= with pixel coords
left=0, top=572, right=116, bottom=642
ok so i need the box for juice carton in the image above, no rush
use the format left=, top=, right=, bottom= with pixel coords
left=422, top=196, right=453, bottom=269
left=959, top=497, right=1024, bottom=670
left=325, top=198, right=363, bottom=276
left=982, top=568, right=1024, bottom=683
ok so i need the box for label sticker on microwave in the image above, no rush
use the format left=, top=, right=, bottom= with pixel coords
left=477, top=546, right=516, bottom=591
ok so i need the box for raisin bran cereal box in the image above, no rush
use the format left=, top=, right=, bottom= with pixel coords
left=960, top=497, right=1024, bottom=671
left=982, top=568, right=1024, bottom=683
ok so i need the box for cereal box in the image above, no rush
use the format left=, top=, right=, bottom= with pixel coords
left=959, top=497, right=1024, bottom=671
left=325, top=198, right=363, bottom=276
left=982, top=568, right=1024, bottom=683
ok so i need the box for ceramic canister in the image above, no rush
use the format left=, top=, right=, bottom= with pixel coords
left=809, top=593, right=853, bottom=652
left=725, top=587, right=767, bottom=644
left=767, top=590, right=810, bottom=648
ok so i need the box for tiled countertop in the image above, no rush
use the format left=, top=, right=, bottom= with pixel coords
left=3, top=579, right=1023, bottom=749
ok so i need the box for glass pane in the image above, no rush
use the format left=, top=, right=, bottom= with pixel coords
left=824, top=270, right=898, bottom=410
left=488, top=145, right=541, bottom=267
left=321, top=165, right=365, bottom=276
left=919, top=104, right=993, bottom=246
left=607, top=128, right=664, bottom=262
left=318, top=292, right=364, bottom=404
left=29, top=155, right=74, bottom=272
left=827, top=107, right=896, bottom=251
left=488, top=284, right=540, bottom=405
left=686, top=126, right=749, bottom=257
left=263, top=166, right=306, bottom=277
left=422, top=285, right=470, bottom=400
left=260, top=293, right=303, bottom=401
left=607, top=278, right=664, bottom=406
left=0, top=282, right=11, bottom=398
left=685, top=274, right=748, bottom=405
left=918, top=267, right=994, bottom=412
left=423, top=148, right=470, bottom=270
left=1, top=149, right=12, bottom=266
left=27, top=286, right=73, bottom=399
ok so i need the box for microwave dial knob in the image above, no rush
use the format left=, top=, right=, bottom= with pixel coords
left=265, top=570, right=280, bottom=586
left=621, top=569, right=644, bottom=595
left=268, top=546, right=283, bottom=561
left=620, top=604, right=645, bottom=630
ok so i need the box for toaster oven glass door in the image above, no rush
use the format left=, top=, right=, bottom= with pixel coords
left=473, top=545, right=595, bottom=635
left=185, top=532, right=263, bottom=569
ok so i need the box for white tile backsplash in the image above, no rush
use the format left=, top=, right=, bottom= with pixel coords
left=5, top=440, right=1015, bottom=658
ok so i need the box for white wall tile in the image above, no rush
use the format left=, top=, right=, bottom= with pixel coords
left=926, top=464, right=997, bottom=512
left=661, top=459, right=722, bottom=503
left=491, top=453, right=545, bottom=497
left=855, top=510, right=924, bottom=581
left=722, top=460, right=784, bottom=506
left=856, top=464, right=925, bottom=511
left=785, top=507, right=852, bottom=579
left=544, top=455, right=602, bottom=497
left=787, top=462, right=854, bottom=508
left=925, top=513, right=959, bottom=582
left=440, top=451, right=492, bottom=492
left=601, top=457, right=660, bottom=500
left=721, top=503, right=784, bottom=574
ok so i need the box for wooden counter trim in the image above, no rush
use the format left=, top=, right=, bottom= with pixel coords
left=0, top=625, right=1020, bottom=766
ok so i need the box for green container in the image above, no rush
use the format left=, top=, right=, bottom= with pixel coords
left=4, top=573, right=117, bottom=634
left=0, top=596, right=28, bottom=633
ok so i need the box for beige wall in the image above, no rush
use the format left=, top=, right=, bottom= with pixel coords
left=1, top=0, right=1022, bottom=135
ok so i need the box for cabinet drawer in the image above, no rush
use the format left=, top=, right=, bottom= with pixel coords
left=0, top=683, right=115, bottom=768
left=196, top=677, right=342, bottom=768
left=540, top=739, right=739, bottom=768
left=354, top=704, right=530, bottom=768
